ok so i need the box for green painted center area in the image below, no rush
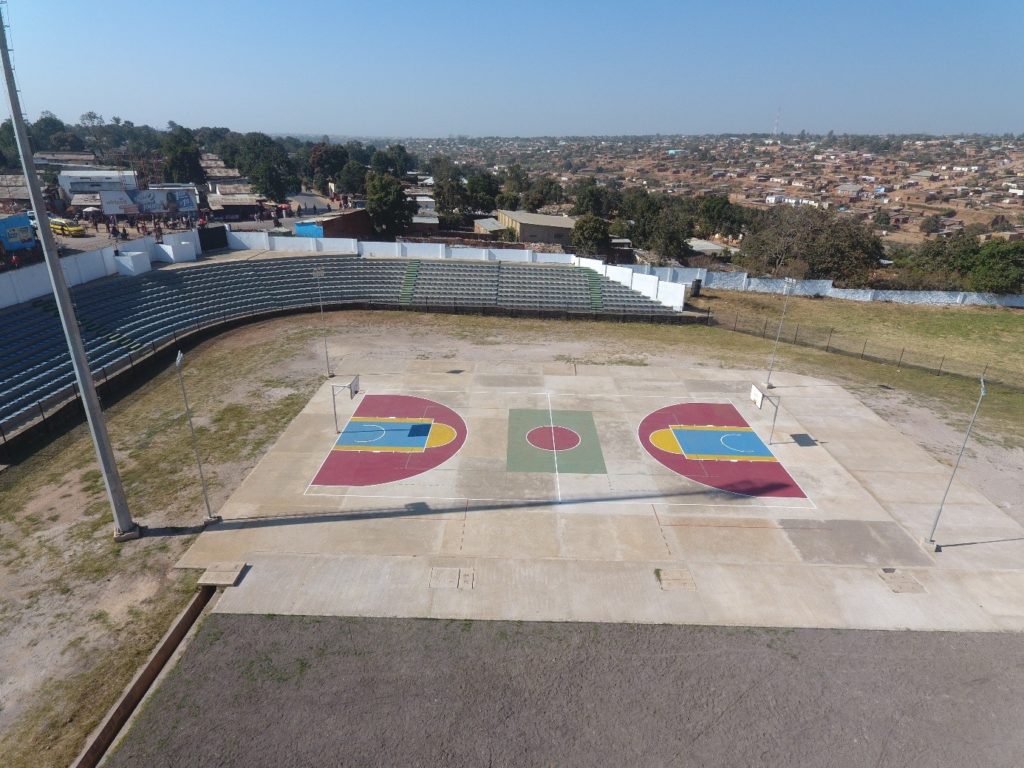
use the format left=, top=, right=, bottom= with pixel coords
left=507, top=409, right=607, bottom=474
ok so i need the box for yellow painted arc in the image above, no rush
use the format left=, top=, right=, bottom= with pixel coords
left=426, top=423, right=458, bottom=448
left=650, top=428, right=684, bottom=454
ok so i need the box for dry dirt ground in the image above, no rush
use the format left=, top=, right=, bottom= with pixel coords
left=0, top=310, right=1021, bottom=766
left=106, top=613, right=1024, bottom=768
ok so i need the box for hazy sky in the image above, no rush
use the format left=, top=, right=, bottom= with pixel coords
left=3, top=0, right=1022, bottom=138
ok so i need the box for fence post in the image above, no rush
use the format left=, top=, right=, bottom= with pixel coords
left=937, top=356, right=945, bottom=376
left=762, top=318, right=768, bottom=337
left=896, top=348, right=905, bottom=371
left=860, top=339, right=868, bottom=360
left=733, top=313, right=739, bottom=331
left=825, top=327, right=833, bottom=352
left=706, top=308, right=712, bottom=326
left=793, top=324, right=799, bottom=344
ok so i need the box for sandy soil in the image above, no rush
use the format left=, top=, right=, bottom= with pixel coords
left=106, top=614, right=1024, bottom=768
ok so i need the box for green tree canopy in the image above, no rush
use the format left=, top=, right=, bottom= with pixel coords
left=235, top=132, right=297, bottom=201
left=466, top=170, right=500, bottom=212
left=366, top=172, right=415, bottom=238
left=571, top=214, right=610, bottom=255
left=307, top=143, right=349, bottom=193
left=30, top=112, right=67, bottom=151
left=650, top=208, right=695, bottom=263
left=336, top=160, right=367, bottom=195
left=161, top=125, right=205, bottom=184
left=740, top=206, right=882, bottom=285
left=967, top=240, right=1024, bottom=293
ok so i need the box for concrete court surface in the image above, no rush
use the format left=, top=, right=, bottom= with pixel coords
left=177, top=359, right=1024, bottom=632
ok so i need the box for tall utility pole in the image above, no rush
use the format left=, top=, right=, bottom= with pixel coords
left=0, top=9, right=138, bottom=540
left=927, top=377, right=987, bottom=547
left=765, top=277, right=797, bottom=389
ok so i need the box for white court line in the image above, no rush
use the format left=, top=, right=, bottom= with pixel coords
left=546, top=392, right=561, bottom=502
left=720, top=433, right=755, bottom=453
left=351, top=424, right=387, bottom=443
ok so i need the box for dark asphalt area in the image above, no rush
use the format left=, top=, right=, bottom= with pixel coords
left=106, top=614, right=1024, bottom=767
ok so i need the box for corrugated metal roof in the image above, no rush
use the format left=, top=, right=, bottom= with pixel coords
left=206, top=194, right=264, bottom=210
left=497, top=210, right=576, bottom=228
left=69, top=193, right=102, bottom=206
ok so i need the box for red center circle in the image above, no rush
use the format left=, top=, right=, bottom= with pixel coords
left=526, top=426, right=581, bottom=452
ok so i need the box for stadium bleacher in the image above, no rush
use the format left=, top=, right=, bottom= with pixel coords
left=0, top=255, right=678, bottom=436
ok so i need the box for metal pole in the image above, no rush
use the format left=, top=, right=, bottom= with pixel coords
left=768, top=396, right=781, bottom=444
left=332, top=385, right=340, bottom=433
left=313, top=267, right=333, bottom=378
left=765, top=278, right=795, bottom=389
left=175, top=353, right=218, bottom=525
left=927, top=378, right=986, bottom=545
left=0, top=11, right=137, bottom=539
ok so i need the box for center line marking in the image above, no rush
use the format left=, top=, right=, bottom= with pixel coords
left=546, top=392, right=562, bottom=502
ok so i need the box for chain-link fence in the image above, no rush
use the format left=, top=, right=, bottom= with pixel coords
left=704, top=309, right=1022, bottom=391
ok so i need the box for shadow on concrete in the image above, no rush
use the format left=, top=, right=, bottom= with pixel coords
left=936, top=536, right=1024, bottom=549
left=150, top=483, right=794, bottom=537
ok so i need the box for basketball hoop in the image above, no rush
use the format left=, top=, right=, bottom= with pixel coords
left=330, top=375, right=361, bottom=432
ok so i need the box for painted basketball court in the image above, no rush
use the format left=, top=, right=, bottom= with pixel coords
left=178, top=360, right=1024, bottom=631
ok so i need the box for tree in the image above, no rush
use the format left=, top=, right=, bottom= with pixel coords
left=161, top=125, right=205, bottom=184
left=307, top=143, right=349, bottom=193
left=0, top=119, right=18, bottom=168
left=430, top=156, right=466, bottom=219
left=873, top=209, right=891, bottom=228
left=571, top=214, right=610, bottom=255
left=967, top=241, right=1024, bottom=294
left=30, top=112, right=66, bottom=151
left=571, top=177, right=618, bottom=217
left=48, top=131, right=84, bottom=151
left=495, top=191, right=519, bottom=210
left=365, top=172, right=415, bottom=238
left=235, top=132, right=298, bottom=201
left=920, top=216, right=942, bottom=234
left=337, top=159, right=367, bottom=195
left=502, top=164, right=529, bottom=197
left=740, top=206, right=882, bottom=285
left=466, top=170, right=500, bottom=212
left=650, top=208, right=695, bottom=263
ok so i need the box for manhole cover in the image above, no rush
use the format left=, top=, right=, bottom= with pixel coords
left=878, top=568, right=925, bottom=594
left=656, top=567, right=696, bottom=591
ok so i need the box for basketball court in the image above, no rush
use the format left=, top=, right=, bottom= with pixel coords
left=177, top=359, right=1024, bottom=632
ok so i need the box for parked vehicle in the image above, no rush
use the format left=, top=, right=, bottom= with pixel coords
left=49, top=217, right=86, bottom=237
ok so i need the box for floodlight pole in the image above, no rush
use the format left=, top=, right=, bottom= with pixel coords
left=313, top=267, right=333, bottom=378
left=0, top=11, right=138, bottom=540
left=927, top=377, right=986, bottom=546
left=175, top=352, right=219, bottom=525
left=765, top=277, right=797, bottom=389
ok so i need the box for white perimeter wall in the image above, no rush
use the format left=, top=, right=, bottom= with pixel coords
left=0, top=231, right=208, bottom=310
left=15, top=226, right=1017, bottom=313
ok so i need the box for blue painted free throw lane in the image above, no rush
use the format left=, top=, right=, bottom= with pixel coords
left=672, top=427, right=775, bottom=460
left=336, top=420, right=431, bottom=450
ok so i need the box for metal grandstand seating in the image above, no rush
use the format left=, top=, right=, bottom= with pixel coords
left=0, top=255, right=677, bottom=438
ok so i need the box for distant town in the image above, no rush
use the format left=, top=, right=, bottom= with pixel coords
left=1, top=116, right=1022, bottom=293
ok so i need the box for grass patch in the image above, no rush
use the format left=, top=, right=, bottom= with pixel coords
left=0, top=572, right=198, bottom=768
left=689, top=290, right=1024, bottom=375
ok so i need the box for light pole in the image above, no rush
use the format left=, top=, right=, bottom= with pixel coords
left=313, top=267, right=333, bottom=378
left=0, top=9, right=138, bottom=540
left=765, top=277, right=797, bottom=389
left=927, top=377, right=986, bottom=547
left=175, top=352, right=220, bottom=525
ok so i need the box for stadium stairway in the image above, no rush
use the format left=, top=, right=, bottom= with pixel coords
left=399, top=261, right=420, bottom=305
left=585, top=269, right=604, bottom=311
